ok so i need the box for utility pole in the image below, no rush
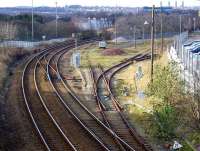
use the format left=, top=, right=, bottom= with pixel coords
left=189, top=17, right=192, bottom=31
left=151, top=5, right=155, bottom=83
left=88, top=17, right=92, bottom=30
left=179, top=15, right=182, bottom=55
left=168, top=1, right=171, bottom=7
left=175, top=1, right=177, bottom=8
left=193, top=17, right=196, bottom=32
left=75, top=38, right=78, bottom=52
left=180, top=15, right=182, bottom=35
left=160, top=1, right=164, bottom=53
left=182, top=1, right=184, bottom=8
left=31, top=0, right=34, bottom=41
left=134, top=26, right=136, bottom=48
left=55, top=1, right=58, bottom=38
left=143, top=20, right=149, bottom=43
left=142, top=26, right=145, bottom=42
left=115, top=0, right=118, bottom=45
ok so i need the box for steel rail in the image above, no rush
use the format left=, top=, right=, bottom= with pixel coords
left=46, top=41, right=111, bottom=151
left=34, top=46, right=78, bottom=151
left=96, top=53, right=145, bottom=111
left=55, top=44, right=136, bottom=151
left=89, top=66, right=127, bottom=151
left=97, top=53, right=153, bottom=151
left=21, top=41, right=77, bottom=151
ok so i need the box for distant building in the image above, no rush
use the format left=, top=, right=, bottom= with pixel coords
left=74, top=17, right=112, bottom=31
left=142, top=6, right=174, bottom=14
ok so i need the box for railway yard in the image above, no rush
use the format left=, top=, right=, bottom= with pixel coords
left=1, top=39, right=158, bottom=151
left=1, top=1, right=200, bottom=150
left=2, top=36, right=198, bottom=151
left=0, top=0, right=200, bottom=150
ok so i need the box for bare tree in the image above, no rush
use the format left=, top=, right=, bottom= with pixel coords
left=0, top=21, right=17, bottom=40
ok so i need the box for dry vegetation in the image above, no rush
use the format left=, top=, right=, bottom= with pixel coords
left=79, top=38, right=173, bottom=69
left=115, top=51, right=169, bottom=110
left=80, top=41, right=151, bottom=68
left=113, top=50, right=199, bottom=150
left=0, top=47, right=30, bottom=90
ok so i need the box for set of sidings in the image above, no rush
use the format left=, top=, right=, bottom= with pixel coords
left=93, top=53, right=153, bottom=151
left=21, top=39, right=152, bottom=151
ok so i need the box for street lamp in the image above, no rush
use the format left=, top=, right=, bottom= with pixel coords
left=115, top=0, right=118, bottom=45
left=160, top=2, right=164, bottom=53
left=143, top=20, right=149, bottom=42
left=193, top=17, right=196, bottom=32
left=31, top=0, right=34, bottom=41
left=179, top=15, right=182, bottom=55
left=55, top=1, right=58, bottom=38
left=88, top=17, right=91, bottom=30
left=130, top=26, right=136, bottom=48
left=93, top=17, right=96, bottom=30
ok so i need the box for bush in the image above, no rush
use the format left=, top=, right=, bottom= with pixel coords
left=146, top=62, right=185, bottom=141
left=147, top=62, right=184, bottom=105
left=150, top=104, right=178, bottom=140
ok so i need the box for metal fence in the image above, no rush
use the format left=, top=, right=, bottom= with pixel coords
left=0, top=38, right=68, bottom=49
left=173, top=31, right=200, bottom=90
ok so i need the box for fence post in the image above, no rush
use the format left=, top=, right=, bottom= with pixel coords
left=187, top=50, right=189, bottom=70
left=191, top=53, right=194, bottom=74
left=183, top=47, right=186, bottom=68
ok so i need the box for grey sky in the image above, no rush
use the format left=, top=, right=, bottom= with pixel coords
left=0, top=0, right=199, bottom=7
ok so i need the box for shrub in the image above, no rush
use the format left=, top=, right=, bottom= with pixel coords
left=150, top=104, right=178, bottom=140
left=146, top=62, right=185, bottom=105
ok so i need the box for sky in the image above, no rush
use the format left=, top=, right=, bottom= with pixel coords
left=0, top=0, right=199, bottom=7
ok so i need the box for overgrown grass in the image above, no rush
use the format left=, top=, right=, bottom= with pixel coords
left=180, top=140, right=196, bottom=151
left=110, top=38, right=200, bottom=150
left=80, top=41, right=151, bottom=68
left=118, top=59, right=200, bottom=150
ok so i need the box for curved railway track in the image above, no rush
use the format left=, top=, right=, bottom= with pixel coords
left=46, top=44, right=111, bottom=151
left=22, top=39, right=131, bottom=151
left=21, top=39, right=153, bottom=151
left=22, top=41, right=79, bottom=151
left=22, top=39, right=106, bottom=151
left=51, top=42, right=139, bottom=151
left=93, top=53, right=153, bottom=151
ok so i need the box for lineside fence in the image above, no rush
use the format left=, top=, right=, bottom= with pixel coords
left=169, top=32, right=200, bottom=91
left=0, top=38, right=68, bottom=49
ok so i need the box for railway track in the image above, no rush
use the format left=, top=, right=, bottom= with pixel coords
left=22, top=41, right=78, bottom=151
left=49, top=42, right=140, bottom=151
left=21, top=39, right=153, bottom=151
left=55, top=44, right=153, bottom=151
left=47, top=44, right=113, bottom=151
left=22, top=39, right=108, bottom=151
left=40, top=49, right=109, bottom=150
left=93, top=53, right=153, bottom=151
